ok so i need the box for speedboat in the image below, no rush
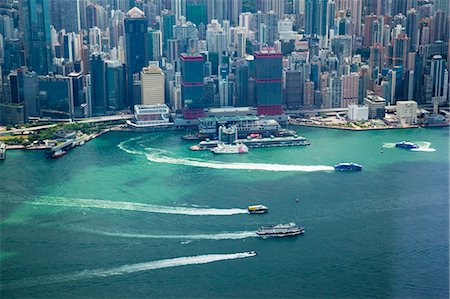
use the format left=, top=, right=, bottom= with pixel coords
left=334, top=162, right=362, bottom=171
left=247, top=205, right=268, bottom=214
left=395, top=141, right=419, bottom=149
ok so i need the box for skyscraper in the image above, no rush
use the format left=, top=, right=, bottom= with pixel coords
left=90, top=53, right=107, bottom=116
left=180, top=53, right=204, bottom=111
left=253, top=48, right=283, bottom=115
left=431, top=55, right=448, bottom=105
left=106, top=60, right=126, bottom=112
left=124, top=7, right=149, bottom=107
left=234, top=60, right=249, bottom=106
left=141, top=64, right=165, bottom=105
left=19, top=0, right=52, bottom=75
left=406, top=9, right=419, bottom=52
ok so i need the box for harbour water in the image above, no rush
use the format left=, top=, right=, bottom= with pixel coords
left=0, top=127, right=448, bottom=298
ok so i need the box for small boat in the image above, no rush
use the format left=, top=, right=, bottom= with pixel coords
left=395, top=141, right=419, bottom=149
left=51, top=149, right=66, bottom=158
left=334, top=162, right=362, bottom=171
left=248, top=251, right=257, bottom=256
left=0, top=142, right=6, bottom=160
left=210, top=143, right=248, bottom=154
left=247, top=205, right=268, bottom=214
left=256, top=223, right=305, bottom=238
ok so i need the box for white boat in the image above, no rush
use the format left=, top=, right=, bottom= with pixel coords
left=210, top=143, right=248, bottom=154
left=0, top=142, right=6, bottom=160
left=256, top=223, right=305, bottom=238
left=248, top=204, right=268, bottom=214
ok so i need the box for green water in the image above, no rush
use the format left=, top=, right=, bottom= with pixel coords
left=0, top=126, right=448, bottom=298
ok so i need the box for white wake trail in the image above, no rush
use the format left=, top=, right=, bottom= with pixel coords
left=145, top=149, right=334, bottom=172
left=117, top=140, right=334, bottom=172
left=3, top=252, right=256, bottom=290
left=84, top=229, right=258, bottom=240
left=411, top=141, right=436, bottom=152
left=28, top=197, right=248, bottom=216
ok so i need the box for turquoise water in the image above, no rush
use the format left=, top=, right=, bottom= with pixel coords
left=0, top=126, right=448, bottom=298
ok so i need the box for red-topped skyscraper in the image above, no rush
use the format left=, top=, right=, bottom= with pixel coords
left=253, top=47, right=283, bottom=115
left=180, top=53, right=205, bottom=119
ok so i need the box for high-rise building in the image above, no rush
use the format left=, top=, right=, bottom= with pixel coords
left=406, top=9, right=419, bottom=52
left=90, top=53, right=107, bottom=116
left=19, top=0, right=53, bottom=75
left=161, top=11, right=176, bottom=53
left=329, top=73, right=342, bottom=108
left=148, top=29, right=163, bottom=61
left=285, top=69, right=304, bottom=108
left=341, top=72, right=359, bottom=107
left=125, top=7, right=149, bottom=107
left=180, top=53, right=205, bottom=111
left=141, top=63, right=165, bottom=105
left=186, top=1, right=207, bottom=26
left=38, top=74, right=73, bottom=119
left=351, top=0, right=362, bottom=37
left=303, top=79, right=315, bottom=109
left=234, top=61, right=249, bottom=106
left=431, top=55, right=448, bottom=104
left=106, top=60, right=126, bottom=112
left=50, top=0, right=78, bottom=33
left=68, top=71, right=86, bottom=118
left=253, top=49, right=283, bottom=115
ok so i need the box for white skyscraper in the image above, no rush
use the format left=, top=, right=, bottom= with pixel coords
left=141, top=63, right=165, bottom=105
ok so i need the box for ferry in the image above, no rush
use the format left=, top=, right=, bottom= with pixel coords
left=210, top=143, right=248, bottom=154
left=0, top=142, right=6, bottom=160
left=395, top=141, right=419, bottom=149
left=247, top=205, right=268, bottom=214
left=334, top=162, right=362, bottom=171
left=194, top=135, right=311, bottom=151
left=256, top=223, right=305, bottom=238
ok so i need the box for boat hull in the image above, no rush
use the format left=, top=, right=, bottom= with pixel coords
left=256, top=229, right=305, bottom=237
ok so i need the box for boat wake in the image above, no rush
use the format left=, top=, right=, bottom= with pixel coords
left=144, top=148, right=334, bottom=172
left=382, top=143, right=396, bottom=148
left=117, top=138, right=144, bottom=155
left=383, top=141, right=436, bottom=152
left=28, top=197, right=248, bottom=216
left=410, top=141, right=436, bottom=152
left=81, top=228, right=258, bottom=240
left=2, top=252, right=256, bottom=290
left=117, top=139, right=334, bottom=172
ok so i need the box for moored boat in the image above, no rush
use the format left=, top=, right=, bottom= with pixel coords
left=50, top=149, right=66, bottom=158
left=256, top=223, right=304, bottom=237
left=0, top=142, right=6, bottom=160
left=210, top=143, right=248, bottom=154
left=247, top=204, right=268, bottom=214
left=334, top=162, right=362, bottom=171
left=395, top=141, right=419, bottom=149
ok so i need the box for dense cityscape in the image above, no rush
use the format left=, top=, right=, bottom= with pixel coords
left=0, top=0, right=448, bottom=129
left=0, top=0, right=449, bottom=298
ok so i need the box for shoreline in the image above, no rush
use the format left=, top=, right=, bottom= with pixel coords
left=289, top=121, right=420, bottom=131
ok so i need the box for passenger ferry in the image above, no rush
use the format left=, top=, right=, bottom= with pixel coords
left=256, top=223, right=305, bottom=238
left=194, top=135, right=311, bottom=151
left=210, top=143, right=248, bottom=154
left=334, top=162, right=362, bottom=171
left=395, top=141, right=419, bottom=149
left=247, top=205, right=268, bottom=214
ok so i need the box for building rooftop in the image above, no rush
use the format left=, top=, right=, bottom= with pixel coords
left=127, top=7, right=145, bottom=18
left=199, top=115, right=260, bottom=122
